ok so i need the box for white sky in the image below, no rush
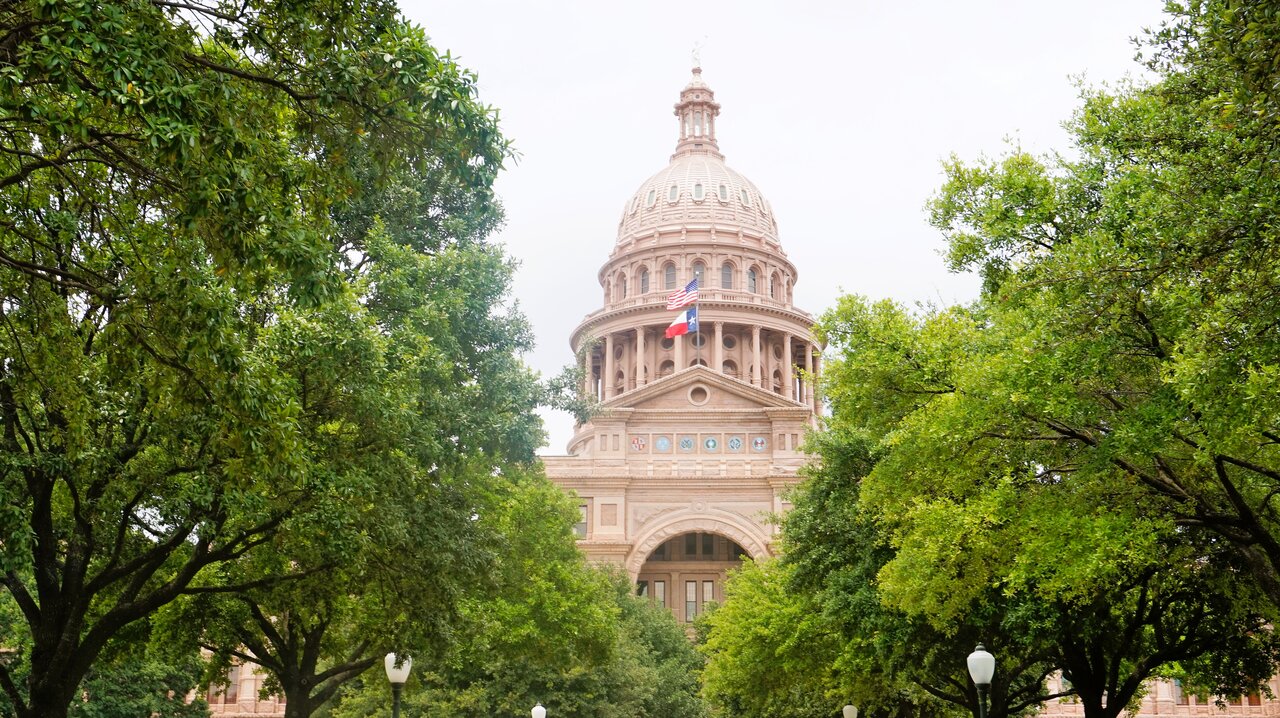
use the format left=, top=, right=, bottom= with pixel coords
left=398, top=1, right=1169, bottom=454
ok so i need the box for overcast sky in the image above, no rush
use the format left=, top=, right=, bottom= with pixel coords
left=398, top=1, right=1169, bottom=454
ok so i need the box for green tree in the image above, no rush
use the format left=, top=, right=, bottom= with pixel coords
left=698, top=558, right=843, bottom=718
left=793, top=4, right=1280, bottom=714
left=908, top=0, right=1280, bottom=608
left=166, top=145, right=542, bottom=718
left=328, top=478, right=707, bottom=718
left=814, top=294, right=1280, bottom=718
left=69, top=640, right=209, bottom=718
left=0, top=1, right=510, bottom=716
left=780, top=428, right=1062, bottom=718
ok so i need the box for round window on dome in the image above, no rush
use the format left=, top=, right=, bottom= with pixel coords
left=646, top=189, right=656, bottom=207
left=669, top=185, right=678, bottom=202
left=693, top=183, right=704, bottom=200
left=718, top=184, right=728, bottom=201
left=740, top=189, right=750, bottom=205
left=723, top=335, right=737, bottom=349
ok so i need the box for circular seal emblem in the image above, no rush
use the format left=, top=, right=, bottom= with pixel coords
left=728, top=436, right=743, bottom=451
left=704, top=437, right=718, bottom=451
left=679, top=437, right=695, bottom=452
left=631, top=436, right=647, bottom=452
left=655, top=436, right=671, bottom=452
left=752, top=437, right=768, bottom=452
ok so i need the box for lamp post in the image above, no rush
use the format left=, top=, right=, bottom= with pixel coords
left=384, top=653, right=412, bottom=718
left=843, top=704, right=858, bottom=718
left=532, top=702, right=547, bottom=718
left=967, top=644, right=995, bottom=718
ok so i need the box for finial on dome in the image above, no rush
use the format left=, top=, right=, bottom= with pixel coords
left=672, top=64, right=722, bottom=160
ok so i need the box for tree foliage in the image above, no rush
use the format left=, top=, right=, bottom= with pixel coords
left=0, top=1, right=521, bottom=716
left=798, top=2, right=1280, bottom=717
left=698, top=558, right=843, bottom=718
left=327, top=478, right=708, bottom=718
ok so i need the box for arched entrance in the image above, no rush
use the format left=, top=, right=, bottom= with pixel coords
left=625, top=512, right=773, bottom=623
left=635, top=530, right=749, bottom=623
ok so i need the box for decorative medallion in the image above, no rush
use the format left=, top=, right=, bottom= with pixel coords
left=752, top=437, right=768, bottom=452
left=655, top=436, right=672, bottom=453
left=679, top=436, right=695, bottom=452
left=727, top=436, right=743, bottom=452
left=703, top=436, right=719, bottom=451
left=631, top=436, right=647, bottom=452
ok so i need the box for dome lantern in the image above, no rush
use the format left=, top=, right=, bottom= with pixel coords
left=672, top=67, right=723, bottom=161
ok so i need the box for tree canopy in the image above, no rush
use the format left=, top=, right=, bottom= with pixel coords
left=704, top=3, right=1280, bottom=718
left=0, top=1, right=532, bottom=716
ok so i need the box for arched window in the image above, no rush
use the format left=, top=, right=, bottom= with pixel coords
left=615, top=370, right=627, bottom=394
left=669, top=184, right=678, bottom=202
left=639, top=267, right=649, bottom=294
left=722, top=360, right=739, bottom=378
left=747, top=268, right=758, bottom=294
left=690, top=358, right=707, bottom=367
left=772, top=370, right=783, bottom=395
left=718, top=184, right=728, bottom=201
left=721, top=262, right=734, bottom=289
left=694, top=112, right=703, bottom=136
left=770, top=272, right=780, bottom=299
left=646, top=189, right=656, bottom=207
left=691, top=261, right=706, bottom=283
left=618, top=272, right=628, bottom=300
left=740, top=189, right=750, bottom=205
left=659, top=360, right=675, bottom=377
left=664, top=263, right=677, bottom=290
left=693, top=183, right=704, bottom=200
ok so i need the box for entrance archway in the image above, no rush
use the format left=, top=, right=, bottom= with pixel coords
left=625, top=511, right=773, bottom=623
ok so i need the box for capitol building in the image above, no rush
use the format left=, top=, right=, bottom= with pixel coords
left=541, top=65, right=820, bottom=619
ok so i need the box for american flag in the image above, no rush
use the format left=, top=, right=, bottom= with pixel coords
left=666, top=278, right=699, bottom=310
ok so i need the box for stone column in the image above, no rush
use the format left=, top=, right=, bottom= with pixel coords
left=811, top=348, right=821, bottom=412
left=783, top=333, right=793, bottom=400
left=713, top=322, right=724, bottom=375
left=804, top=342, right=814, bottom=406
left=751, top=325, right=762, bottom=387
left=635, top=326, right=646, bottom=386
left=604, top=333, right=615, bottom=400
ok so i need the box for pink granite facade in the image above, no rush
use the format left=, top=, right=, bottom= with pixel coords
left=544, top=67, right=819, bottom=623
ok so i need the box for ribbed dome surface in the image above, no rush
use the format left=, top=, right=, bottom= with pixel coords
left=617, top=153, right=779, bottom=243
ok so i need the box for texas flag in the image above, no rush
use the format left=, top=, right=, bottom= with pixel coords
left=665, top=306, right=698, bottom=339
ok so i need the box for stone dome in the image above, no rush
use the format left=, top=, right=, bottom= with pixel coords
left=615, top=67, right=780, bottom=245
left=617, top=154, right=779, bottom=241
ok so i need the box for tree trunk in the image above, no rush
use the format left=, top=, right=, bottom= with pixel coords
left=22, top=678, right=77, bottom=718
left=282, top=681, right=314, bottom=718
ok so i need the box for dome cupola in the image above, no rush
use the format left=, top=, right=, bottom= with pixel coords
left=672, top=66, right=723, bottom=160
left=617, top=68, right=780, bottom=244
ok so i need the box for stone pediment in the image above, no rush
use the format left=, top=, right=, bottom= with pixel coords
left=603, top=365, right=801, bottom=413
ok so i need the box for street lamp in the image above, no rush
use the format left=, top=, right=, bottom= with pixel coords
left=532, top=702, right=547, bottom=718
left=843, top=704, right=858, bottom=718
left=384, top=653, right=412, bottom=718
left=967, top=644, right=995, bottom=718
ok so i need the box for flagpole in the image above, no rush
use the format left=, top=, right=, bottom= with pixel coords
left=694, top=272, right=702, bottom=368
